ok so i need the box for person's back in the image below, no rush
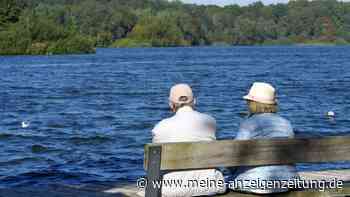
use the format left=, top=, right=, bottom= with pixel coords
left=152, top=106, right=216, bottom=143
left=232, top=82, right=299, bottom=194
left=236, top=113, right=295, bottom=139
left=234, top=113, right=299, bottom=194
left=152, top=84, right=226, bottom=197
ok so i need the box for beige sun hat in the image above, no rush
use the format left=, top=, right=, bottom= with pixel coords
left=243, top=82, right=277, bottom=104
left=169, top=83, right=194, bottom=104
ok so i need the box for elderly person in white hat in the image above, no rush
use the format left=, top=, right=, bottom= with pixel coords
left=231, top=82, right=299, bottom=194
left=151, top=83, right=226, bottom=197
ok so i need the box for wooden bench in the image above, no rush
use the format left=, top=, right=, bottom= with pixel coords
left=144, top=136, right=350, bottom=197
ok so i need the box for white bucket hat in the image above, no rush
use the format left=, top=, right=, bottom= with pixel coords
left=243, top=82, right=277, bottom=104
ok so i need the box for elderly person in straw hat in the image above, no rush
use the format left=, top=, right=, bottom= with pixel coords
left=231, top=82, right=299, bottom=194
left=151, top=83, right=226, bottom=197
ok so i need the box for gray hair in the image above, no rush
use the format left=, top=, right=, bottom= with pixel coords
left=170, top=96, right=195, bottom=111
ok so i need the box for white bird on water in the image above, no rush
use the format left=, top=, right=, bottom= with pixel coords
left=21, top=121, right=30, bottom=128
left=327, top=111, right=335, bottom=117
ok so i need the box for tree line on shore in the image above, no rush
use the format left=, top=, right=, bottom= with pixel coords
left=1, top=0, right=350, bottom=55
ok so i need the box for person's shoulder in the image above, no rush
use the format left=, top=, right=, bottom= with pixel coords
left=269, top=114, right=294, bottom=134
left=258, top=113, right=287, bottom=121
left=240, top=114, right=260, bottom=127
left=239, top=115, right=257, bottom=131
left=152, top=116, right=175, bottom=134
left=153, top=117, right=173, bottom=129
left=253, top=113, right=293, bottom=128
left=194, top=110, right=216, bottom=123
left=274, top=114, right=292, bottom=125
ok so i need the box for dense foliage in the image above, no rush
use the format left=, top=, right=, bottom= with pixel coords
left=1, top=0, right=350, bottom=54
left=0, top=0, right=95, bottom=55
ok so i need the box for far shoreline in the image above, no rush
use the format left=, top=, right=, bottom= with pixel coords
left=111, top=43, right=350, bottom=48
left=1, top=44, right=350, bottom=56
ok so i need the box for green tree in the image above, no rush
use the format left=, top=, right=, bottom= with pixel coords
left=124, top=11, right=188, bottom=47
left=2, top=0, right=350, bottom=53
left=0, top=0, right=25, bottom=29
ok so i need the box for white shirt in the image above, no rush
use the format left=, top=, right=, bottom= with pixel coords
left=152, top=106, right=216, bottom=143
left=151, top=106, right=226, bottom=197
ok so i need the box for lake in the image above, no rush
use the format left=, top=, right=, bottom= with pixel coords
left=0, top=47, right=350, bottom=188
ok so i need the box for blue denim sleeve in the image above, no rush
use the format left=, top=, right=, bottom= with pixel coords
left=236, top=119, right=256, bottom=140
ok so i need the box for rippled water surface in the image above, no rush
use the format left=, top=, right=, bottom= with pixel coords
left=0, top=47, right=350, bottom=188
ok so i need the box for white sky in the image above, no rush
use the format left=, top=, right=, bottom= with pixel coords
left=179, top=0, right=349, bottom=6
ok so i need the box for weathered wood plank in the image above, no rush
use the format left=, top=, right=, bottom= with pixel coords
left=145, top=146, right=162, bottom=197
left=113, top=186, right=350, bottom=197
left=300, top=170, right=350, bottom=182
left=220, top=185, right=350, bottom=197
left=105, top=170, right=350, bottom=196
left=144, top=136, right=350, bottom=170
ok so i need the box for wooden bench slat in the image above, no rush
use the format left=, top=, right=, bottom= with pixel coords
left=110, top=171, right=350, bottom=196
left=144, top=136, right=350, bottom=170
left=220, top=184, right=350, bottom=197
left=300, top=170, right=350, bottom=182
left=220, top=189, right=350, bottom=197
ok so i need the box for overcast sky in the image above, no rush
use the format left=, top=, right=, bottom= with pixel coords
left=180, top=0, right=348, bottom=6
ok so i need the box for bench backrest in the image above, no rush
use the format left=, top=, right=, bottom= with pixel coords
left=143, top=136, right=350, bottom=197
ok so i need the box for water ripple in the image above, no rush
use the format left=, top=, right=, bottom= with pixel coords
left=1, top=47, right=350, bottom=187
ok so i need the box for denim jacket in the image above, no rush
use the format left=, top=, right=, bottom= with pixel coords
left=231, top=113, right=299, bottom=194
